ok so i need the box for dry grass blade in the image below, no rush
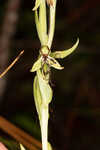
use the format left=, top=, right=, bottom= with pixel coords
left=0, top=116, right=42, bottom=150
left=0, top=50, right=24, bottom=79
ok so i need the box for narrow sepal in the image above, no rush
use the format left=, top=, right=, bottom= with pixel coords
left=35, top=10, right=43, bottom=43
left=33, top=75, right=42, bottom=120
left=51, top=38, right=79, bottom=59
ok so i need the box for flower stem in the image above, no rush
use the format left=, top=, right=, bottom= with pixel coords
left=40, top=106, right=49, bottom=150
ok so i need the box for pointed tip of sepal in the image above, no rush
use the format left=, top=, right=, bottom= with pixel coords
left=77, top=37, right=79, bottom=45
left=51, top=38, right=79, bottom=59
left=30, top=69, right=34, bottom=72
left=32, top=6, right=38, bottom=11
left=61, top=66, right=64, bottom=70
left=56, top=65, right=64, bottom=70
left=32, top=0, right=41, bottom=11
left=32, top=8, right=35, bottom=11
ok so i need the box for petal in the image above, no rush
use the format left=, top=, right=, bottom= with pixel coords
left=32, top=0, right=41, bottom=11
left=51, top=38, right=79, bottom=59
left=37, top=70, right=53, bottom=106
left=30, top=57, right=41, bottom=72
left=47, top=56, right=64, bottom=70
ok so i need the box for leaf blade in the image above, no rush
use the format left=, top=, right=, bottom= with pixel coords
left=33, top=75, right=42, bottom=120
left=37, top=70, right=53, bottom=106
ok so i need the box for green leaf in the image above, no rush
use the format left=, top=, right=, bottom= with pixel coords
left=30, top=57, right=41, bottom=72
left=47, top=56, right=64, bottom=70
left=32, top=0, right=41, bottom=11
left=37, top=70, right=53, bottom=106
left=33, top=75, right=42, bottom=120
left=51, top=38, right=79, bottom=59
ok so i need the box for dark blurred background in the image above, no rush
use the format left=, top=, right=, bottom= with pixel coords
left=0, top=0, right=100, bottom=150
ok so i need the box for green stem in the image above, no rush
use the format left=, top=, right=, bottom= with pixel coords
left=40, top=106, right=49, bottom=150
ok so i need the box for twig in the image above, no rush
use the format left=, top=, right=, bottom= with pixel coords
left=0, top=50, right=24, bottom=79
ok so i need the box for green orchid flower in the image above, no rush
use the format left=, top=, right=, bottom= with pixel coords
left=31, top=38, right=79, bottom=80
left=30, top=46, right=63, bottom=74
left=31, top=39, right=79, bottom=150
left=31, top=0, right=79, bottom=150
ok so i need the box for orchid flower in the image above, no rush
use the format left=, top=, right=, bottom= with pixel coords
left=31, top=1, right=79, bottom=150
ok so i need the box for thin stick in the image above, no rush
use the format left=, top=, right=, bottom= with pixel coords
left=0, top=50, right=24, bottom=79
